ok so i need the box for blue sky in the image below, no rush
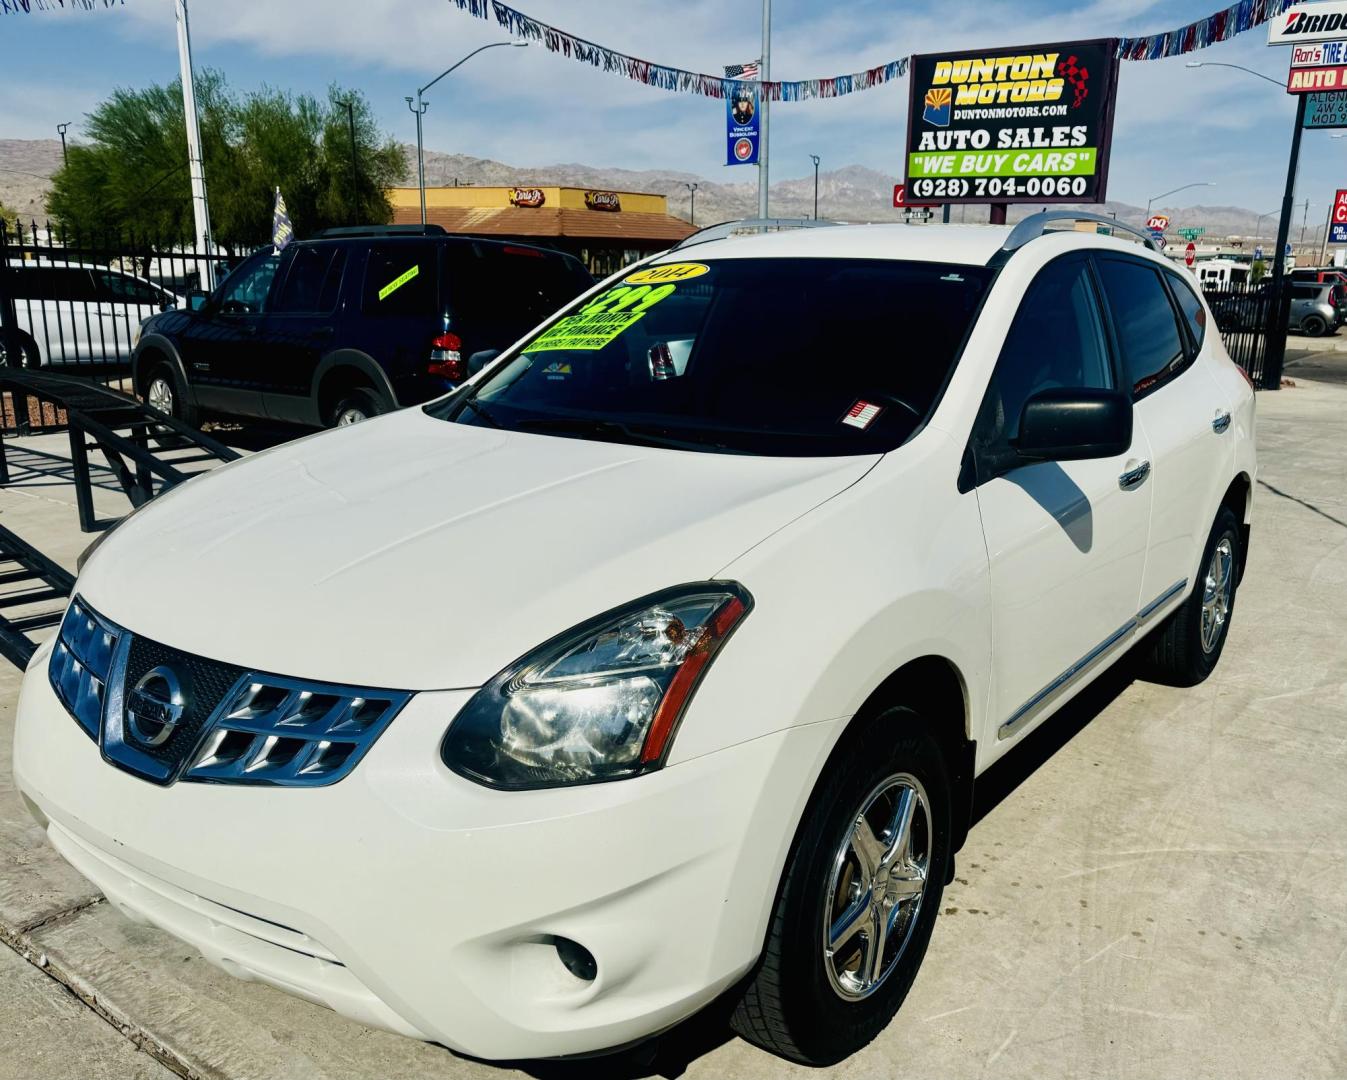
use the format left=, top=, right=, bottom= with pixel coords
left=0, top=0, right=1339, bottom=216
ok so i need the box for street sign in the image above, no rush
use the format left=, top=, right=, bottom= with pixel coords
left=1270, top=3, right=1347, bottom=46
left=1146, top=214, right=1170, bottom=232
left=1185, top=242, right=1196, bottom=267
left=1303, top=90, right=1347, bottom=126
left=1177, top=226, right=1205, bottom=240
left=892, top=183, right=939, bottom=209
left=1331, top=188, right=1347, bottom=244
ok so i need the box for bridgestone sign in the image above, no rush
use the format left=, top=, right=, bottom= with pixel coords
left=1269, top=2, right=1347, bottom=45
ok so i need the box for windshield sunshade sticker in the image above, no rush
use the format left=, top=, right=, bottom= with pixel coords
left=841, top=400, right=883, bottom=430
left=624, top=262, right=710, bottom=285
left=527, top=282, right=678, bottom=352
left=377, top=264, right=420, bottom=301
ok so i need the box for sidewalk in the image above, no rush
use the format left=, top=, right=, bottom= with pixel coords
left=0, top=382, right=1345, bottom=1080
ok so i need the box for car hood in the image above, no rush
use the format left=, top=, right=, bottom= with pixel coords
left=78, top=408, right=875, bottom=690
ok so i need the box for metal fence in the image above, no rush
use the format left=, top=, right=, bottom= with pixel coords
left=0, top=218, right=249, bottom=387
left=1201, top=276, right=1278, bottom=388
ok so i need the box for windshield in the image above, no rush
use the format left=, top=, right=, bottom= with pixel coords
left=428, top=257, right=992, bottom=456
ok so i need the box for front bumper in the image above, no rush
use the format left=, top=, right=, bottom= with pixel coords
left=14, top=642, right=841, bottom=1059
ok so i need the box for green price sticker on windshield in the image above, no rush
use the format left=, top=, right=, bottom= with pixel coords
left=529, top=282, right=677, bottom=352
left=378, top=264, right=420, bottom=301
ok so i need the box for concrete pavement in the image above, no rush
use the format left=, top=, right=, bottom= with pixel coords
left=0, top=381, right=1344, bottom=1079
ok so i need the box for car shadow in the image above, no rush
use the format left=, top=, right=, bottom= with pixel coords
left=461, top=658, right=1142, bottom=1080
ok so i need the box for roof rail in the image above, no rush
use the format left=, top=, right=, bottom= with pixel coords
left=672, top=217, right=842, bottom=251
left=311, top=224, right=448, bottom=239
left=1000, top=210, right=1160, bottom=254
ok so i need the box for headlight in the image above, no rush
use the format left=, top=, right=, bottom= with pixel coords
left=441, top=583, right=751, bottom=789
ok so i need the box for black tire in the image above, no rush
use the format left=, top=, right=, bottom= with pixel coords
left=0, top=332, right=39, bottom=368
left=1303, top=313, right=1329, bottom=337
left=730, top=709, right=952, bottom=1065
left=141, top=360, right=199, bottom=427
left=327, top=386, right=386, bottom=428
left=1144, top=505, right=1242, bottom=686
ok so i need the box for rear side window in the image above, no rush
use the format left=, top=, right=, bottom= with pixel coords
left=13, top=267, right=98, bottom=302
left=1096, top=258, right=1186, bottom=398
left=982, top=256, right=1112, bottom=448
left=1165, top=271, right=1206, bottom=351
left=362, top=243, right=437, bottom=317
left=448, top=244, right=593, bottom=340
left=96, top=271, right=166, bottom=306
left=273, top=245, right=347, bottom=314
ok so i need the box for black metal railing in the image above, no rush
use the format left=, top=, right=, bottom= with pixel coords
left=0, top=218, right=250, bottom=388
left=1201, top=276, right=1288, bottom=389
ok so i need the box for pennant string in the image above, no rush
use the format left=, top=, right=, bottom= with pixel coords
left=433, top=0, right=1300, bottom=101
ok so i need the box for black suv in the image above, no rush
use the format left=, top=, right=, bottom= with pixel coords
left=131, top=226, right=593, bottom=427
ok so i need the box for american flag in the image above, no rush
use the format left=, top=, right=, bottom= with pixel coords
left=724, top=60, right=760, bottom=80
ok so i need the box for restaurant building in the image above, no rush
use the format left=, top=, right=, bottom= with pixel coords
left=389, top=185, right=696, bottom=276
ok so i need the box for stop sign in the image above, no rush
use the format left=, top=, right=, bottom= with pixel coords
left=1185, top=242, right=1196, bottom=268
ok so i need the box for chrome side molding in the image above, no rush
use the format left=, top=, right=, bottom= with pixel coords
left=998, top=578, right=1189, bottom=740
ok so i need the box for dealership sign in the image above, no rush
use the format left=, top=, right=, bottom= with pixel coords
left=1303, top=90, right=1347, bottom=125
left=1269, top=2, right=1347, bottom=44
left=904, top=38, right=1120, bottom=204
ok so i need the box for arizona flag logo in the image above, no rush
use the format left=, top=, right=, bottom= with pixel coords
left=923, top=87, right=952, bottom=127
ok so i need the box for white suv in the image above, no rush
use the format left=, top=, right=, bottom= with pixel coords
left=14, top=214, right=1255, bottom=1066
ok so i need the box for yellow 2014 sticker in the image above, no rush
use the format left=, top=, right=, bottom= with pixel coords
left=624, top=262, right=709, bottom=285
left=527, top=282, right=678, bottom=352
left=378, top=263, right=419, bottom=301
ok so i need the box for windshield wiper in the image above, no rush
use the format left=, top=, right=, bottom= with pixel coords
left=457, top=396, right=502, bottom=428
left=514, top=416, right=741, bottom=454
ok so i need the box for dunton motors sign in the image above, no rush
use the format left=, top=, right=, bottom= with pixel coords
left=904, top=38, right=1120, bottom=204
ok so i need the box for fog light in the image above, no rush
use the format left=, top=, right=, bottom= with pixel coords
left=554, top=936, right=597, bottom=982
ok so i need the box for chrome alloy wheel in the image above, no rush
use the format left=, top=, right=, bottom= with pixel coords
left=1201, top=536, right=1235, bottom=654
left=335, top=407, right=367, bottom=426
left=147, top=376, right=174, bottom=415
left=823, top=772, right=931, bottom=1001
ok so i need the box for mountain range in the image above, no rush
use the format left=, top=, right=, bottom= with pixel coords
left=0, top=137, right=1324, bottom=246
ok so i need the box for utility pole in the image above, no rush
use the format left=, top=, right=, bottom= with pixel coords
left=809, top=154, right=820, bottom=219
left=758, top=0, right=770, bottom=219
left=56, top=122, right=70, bottom=165
left=174, top=0, right=215, bottom=289
left=342, top=98, right=360, bottom=224
left=684, top=182, right=699, bottom=226
left=1299, top=198, right=1310, bottom=245
left=1266, top=93, right=1308, bottom=391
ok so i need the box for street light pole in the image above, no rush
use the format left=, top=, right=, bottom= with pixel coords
left=56, top=122, right=70, bottom=166
left=809, top=154, right=820, bottom=219
left=1184, top=60, right=1284, bottom=88
left=758, top=0, right=771, bottom=219
left=342, top=98, right=360, bottom=225
left=684, top=182, right=699, bottom=226
left=1145, top=181, right=1214, bottom=219
left=411, top=41, right=527, bottom=227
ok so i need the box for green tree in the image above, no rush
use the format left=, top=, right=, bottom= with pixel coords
left=46, top=72, right=405, bottom=247
left=1250, top=258, right=1267, bottom=284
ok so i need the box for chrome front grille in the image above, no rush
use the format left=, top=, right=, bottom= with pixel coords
left=182, top=676, right=408, bottom=785
left=49, top=599, right=119, bottom=740
left=49, top=597, right=412, bottom=788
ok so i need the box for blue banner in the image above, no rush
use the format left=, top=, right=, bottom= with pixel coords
left=726, top=84, right=760, bottom=166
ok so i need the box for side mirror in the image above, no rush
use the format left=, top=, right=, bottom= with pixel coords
left=1013, top=387, right=1132, bottom=462
left=186, top=289, right=209, bottom=312
left=468, top=348, right=501, bottom=376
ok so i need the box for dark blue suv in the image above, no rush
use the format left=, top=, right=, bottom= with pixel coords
left=131, top=226, right=594, bottom=427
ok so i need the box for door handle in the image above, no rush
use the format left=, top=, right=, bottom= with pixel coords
left=1118, top=460, right=1151, bottom=491
left=1212, top=410, right=1232, bottom=434
left=310, top=326, right=335, bottom=340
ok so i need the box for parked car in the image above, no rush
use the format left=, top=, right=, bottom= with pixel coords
left=130, top=225, right=594, bottom=428
left=0, top=259, right=180, bottom=367
left=16, top=214, right=1255, bottom=1066
left=1289, top=265, right=1347, bottom=288
left=1211, top=279, right=1344, bottom=337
